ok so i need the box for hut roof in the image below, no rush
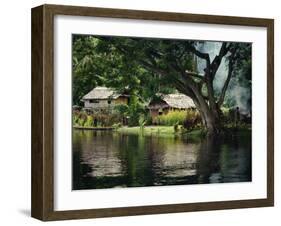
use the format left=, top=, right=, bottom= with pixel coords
left=148, top=94, right=195, bottom=110
left=82, top=86, right=122, bottom=100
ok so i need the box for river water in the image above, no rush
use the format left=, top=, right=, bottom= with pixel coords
left=72, top=130, right=251, bottom=190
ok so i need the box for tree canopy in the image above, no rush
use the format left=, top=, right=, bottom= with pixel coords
left=72, top=34, right=251, bottom=134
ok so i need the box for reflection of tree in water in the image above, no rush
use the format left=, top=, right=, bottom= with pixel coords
left=219, top=135, right=252, bottom=182
left=72, top=130, right=251, bottom=190
left=116, top=134, right=156, bottom=187
left=196, top=136, right=221, bottom=184
left=196, top=135, right=252, bottom=184
left=150, top=137, right=200, bottom=186
left=72, top=130, right=126, bottom=189
left=117, top=135, right=202, bottom=187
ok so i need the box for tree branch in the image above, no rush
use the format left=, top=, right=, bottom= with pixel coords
left=184, top=71, right=205, bottom=81
left=210, top=42, right=230, bottom=80
left=217, top=59, right=233, bottom=106
left=173, top=79, right=195, bottom=98
left=185, top=44, right=210, bottom=62
left=138, top=60, right=169, bottom=77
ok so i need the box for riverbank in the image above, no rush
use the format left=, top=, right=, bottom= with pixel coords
left=116, top=126, right=203, bottom=138
left=117, top=125, right=251, bottom=138
left=73, top=126, right=114, bottom=130
left=73, top=125, right=251, bottom=139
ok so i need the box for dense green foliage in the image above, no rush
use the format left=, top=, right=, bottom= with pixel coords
left=72, top=34, right=252, bottom=133
left=114, top=97, right=146, bottom=126
left=73, top=111, right=122, bottom=127
left=72, top=35, right=194, bottom=105
left=156, top=110, right=187, bottom=126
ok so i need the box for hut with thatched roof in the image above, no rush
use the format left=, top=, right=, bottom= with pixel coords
left=81, top=86, right=129, bottom=112
left=148, top=93, right=195, bottom=123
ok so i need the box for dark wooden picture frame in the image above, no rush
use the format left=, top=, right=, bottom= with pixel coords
left=31, top=4, right=274, bottom=221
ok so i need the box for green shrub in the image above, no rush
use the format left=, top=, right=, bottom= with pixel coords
left=138, top=114, right=146, bottom=127
left=72, top=110, right=123, bottom=127
left=90, top=113, right=123, bottom=127
left=173, top=121, right=180, bottom=132
left=114, top=102, right=146, bottom=127
left=183, top=110, right=201, bottom=130
left=156, top=110, right=187, bottom=126
left=73, top=114, right=79, bottom=126
left=76, top=111, right=87, bottom=126
left=155, top=109, right=202, bottom=130
left=112, top=123, right=122, bottom=129
left=84, top=115, right=94, bottom=127
left=144, top=113, right=152, bottom=125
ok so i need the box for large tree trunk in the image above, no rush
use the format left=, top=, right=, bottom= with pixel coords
left=178, top=84, right=222, bottom=136
left=192, top=97, right=221, bottom=136
left=201, top=108, right=221, bottom=136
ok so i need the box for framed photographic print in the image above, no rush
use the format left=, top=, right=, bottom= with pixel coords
left=31, top=4, right=274, bottom=221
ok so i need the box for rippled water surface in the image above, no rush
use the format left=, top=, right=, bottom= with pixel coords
left=72, top=130, right=251, bottom=190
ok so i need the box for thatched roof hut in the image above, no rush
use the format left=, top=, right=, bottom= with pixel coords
left=148, top=94, right=195, bottom=110
left=82, top=86, right=123, bottom=100
left=81, top=87, right=130, bottom=112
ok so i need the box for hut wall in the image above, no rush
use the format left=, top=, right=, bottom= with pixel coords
left=163, top=108, right=169, bottom=114
left=84, top=99, right=111, bottom=109
left=150, top=109, right=159, bottom=124
left=113, top=96, right=129, bottom=105
left=84, top=96, right=129, bottom=111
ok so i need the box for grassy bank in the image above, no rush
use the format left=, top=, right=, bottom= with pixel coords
left=116, top=126, right=203, bottom=138
left=116, top=125, right=251, bottom=139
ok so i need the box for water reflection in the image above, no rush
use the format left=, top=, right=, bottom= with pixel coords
left=72, top=130, right=251, bottom=190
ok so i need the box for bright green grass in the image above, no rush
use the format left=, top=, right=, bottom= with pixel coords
left=118, top=126, right=173, bottom=134
left=116, top=126, right=203, bottom=138
left=116, top=125, right=251, bottom=139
